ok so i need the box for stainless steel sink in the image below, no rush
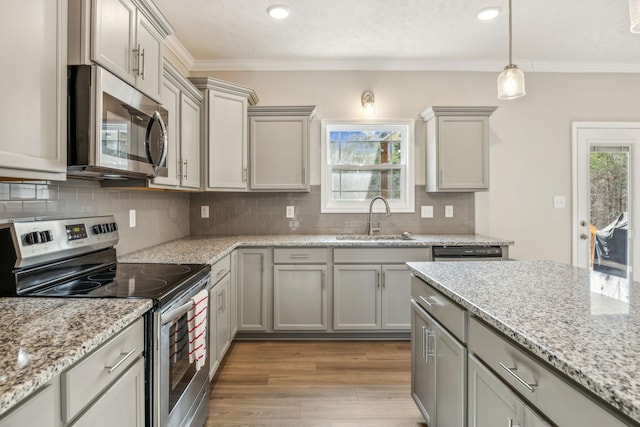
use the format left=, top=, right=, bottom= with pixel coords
left=335, top=233, right=414, bottom=241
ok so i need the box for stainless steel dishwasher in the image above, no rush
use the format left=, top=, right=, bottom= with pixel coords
left=431, top=245, right=505, bottom=261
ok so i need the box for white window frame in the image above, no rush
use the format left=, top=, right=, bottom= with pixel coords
left=320, top=119, right=415, bottom=213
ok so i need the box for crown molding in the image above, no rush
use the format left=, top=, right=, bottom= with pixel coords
left=164, top=35, right=195, bottom=71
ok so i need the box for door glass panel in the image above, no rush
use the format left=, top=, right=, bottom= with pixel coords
left=588, top=145, right=631, bottom=308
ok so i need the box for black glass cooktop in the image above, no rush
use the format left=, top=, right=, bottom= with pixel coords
left=32, top=263, right=210, bottom=306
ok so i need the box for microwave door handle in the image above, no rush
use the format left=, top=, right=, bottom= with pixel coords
left=145, top=111, right=168, bottom=177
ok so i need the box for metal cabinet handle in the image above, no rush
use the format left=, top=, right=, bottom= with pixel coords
left=499, top=362, right=538, bottom=393
left=105, top=348, right=136, bottom=374
left=381, top=271, right=386, bottom=288
left=426, top=330, right=435, bottom=360
left=421, top=326, right=427, bottom=361
left=290, top=254, right=309, bottom=259
left=177, top=158, right=182, bottom=180
left=376, top=270, right=380, bottom=288
left=183, top=159, right=188, bottom=179
left=140, top=48, right=146, bottom=79
left=243, top=167, right=248, bottom=182
left=419, top=295, right=433, bottom=306
left=132, top=44, right=141, bottom=75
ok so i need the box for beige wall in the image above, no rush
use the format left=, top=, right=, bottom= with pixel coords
left=191, top=69, right=640, bottom=263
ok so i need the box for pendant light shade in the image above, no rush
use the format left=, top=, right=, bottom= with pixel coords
left=497, top=0, right=525, bottom=100
left=630, top=0, right=640, bottom=33
left=497, top=65, right=526, bottom=99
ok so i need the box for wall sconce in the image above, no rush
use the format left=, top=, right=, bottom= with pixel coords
left=361, top=91, right=375, bottom=114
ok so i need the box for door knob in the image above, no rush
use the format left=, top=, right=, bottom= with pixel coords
left=580, top=233, right=589, bottom=240
left=580, top=220, right=587, bottom=227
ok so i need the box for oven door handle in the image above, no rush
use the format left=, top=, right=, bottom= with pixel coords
left=161, top=300, right=194, bottom=325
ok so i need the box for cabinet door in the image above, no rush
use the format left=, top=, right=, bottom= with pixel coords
left=153, top=76, right=181, bottom=187
left=180, top=94, right=202, bottom=189
left=0, top=381, right=60, bottom=427
left=91, top=0, right=136, bottom=85
left=411, top=300, right=435, bottom=425
left=0, top=0, right=66, bottom=180
left=208, top=282, right=218, bottom=380
left=230, top=250, right=238, bottom=338
left=381, top=264, right=411, bottom=330
left=215, top=274, right=231, bottom=360
left=273, top=265, right=327, bottom=330
left=333, top=265, right=380, bottom=330
left=433, top=314, right=467, bottom=427
left=437, top=116, right=489, bottom=190
left=135, top=13, right=163, bottom=101
left=207, top=91, right=248, bottom=190
left=237, top=249, right=268, bottom=330
left=468, top=354, right=522, bottom=427
left=72, top=357, right=145, bottom=427
left=249, top=116, right=309, bottom=191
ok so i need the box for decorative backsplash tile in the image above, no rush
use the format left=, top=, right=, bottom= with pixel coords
left=0, top=179, right=190, bottom=255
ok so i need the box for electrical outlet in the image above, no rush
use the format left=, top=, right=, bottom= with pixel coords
left=421, top=205, right=434, bottom=218
left=201, top=205, right=210, bottom=218
left=129, top=209, right=136, bottom=228
left=286, top=206, right=295, bottom=219
left=553, top=196, right=566, bottom=209
left=445, top=205, right=454, bottom=218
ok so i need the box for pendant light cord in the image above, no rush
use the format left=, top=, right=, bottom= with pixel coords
left=508, top=0, right=513, bottom=66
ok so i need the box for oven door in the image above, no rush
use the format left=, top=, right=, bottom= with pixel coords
left=155, top=276, right=210, bottom=427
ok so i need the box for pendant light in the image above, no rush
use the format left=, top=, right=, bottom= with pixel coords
left=497, top=0, right=525, bottom=99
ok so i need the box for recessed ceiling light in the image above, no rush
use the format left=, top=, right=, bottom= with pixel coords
left=267, top=5, right=290, bottom=19
left=476, top=6, right=502, bottom=20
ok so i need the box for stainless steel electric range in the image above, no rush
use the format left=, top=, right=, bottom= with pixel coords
left=0, top=215, right=211, bottom=427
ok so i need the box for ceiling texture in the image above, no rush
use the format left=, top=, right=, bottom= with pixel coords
left=155, top=0, right=640, bottom=72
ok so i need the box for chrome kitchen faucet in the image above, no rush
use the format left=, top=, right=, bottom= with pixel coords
left=368, top=196, right=391, bottom=235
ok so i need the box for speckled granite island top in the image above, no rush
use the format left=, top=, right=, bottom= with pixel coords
left=118, top=234, right=513, bottom=264
left=407, top=260, right=640, bottom=424
left=0, top=298, right=152, bottom=417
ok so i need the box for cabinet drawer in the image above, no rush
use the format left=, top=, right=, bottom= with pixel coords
left=211, top=254, right=231, bottom=282
left=274, top=248, right=328, bottom=263
left=334, top=248, right=429, bottom=264
left=468, top=317, right=627, bottom=427
left=411, top=275, right=466, bottom=342
left=62, top=318, right=144, bottom=423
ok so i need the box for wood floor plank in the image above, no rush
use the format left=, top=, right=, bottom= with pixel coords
left=207, top=340, right=425, bottom=427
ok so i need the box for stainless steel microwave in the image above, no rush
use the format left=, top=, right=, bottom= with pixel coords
left=67, top=65, right=168, bottom=179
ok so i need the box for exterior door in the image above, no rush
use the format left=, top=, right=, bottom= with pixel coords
left=572, top=123, right=640, bottom=282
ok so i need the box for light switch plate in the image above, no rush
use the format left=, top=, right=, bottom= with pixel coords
left=129, top=209, right=136, bottom=228
left=201, top=205, right=210, bottom=218
left=286, top=206, right=295, bottom=218
left=553, top=196, right=566, bottom=208
left=421, top=205, right=434, bottom=218
left=445, top=205, right=454, bottom=218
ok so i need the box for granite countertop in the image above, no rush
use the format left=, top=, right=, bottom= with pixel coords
left=118, top=234, right=514, bottom=264
left=0, top=298, right=152, bottom=417
left=407, top=260, right=640, bottom=424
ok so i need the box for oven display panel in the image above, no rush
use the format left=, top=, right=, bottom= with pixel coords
left=66, top=223, right=88, bottom=241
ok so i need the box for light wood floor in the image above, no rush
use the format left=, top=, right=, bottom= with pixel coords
left=207, top=340, right=427, bottom=427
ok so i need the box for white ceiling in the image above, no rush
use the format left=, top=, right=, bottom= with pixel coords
left=154, top=0, right=640, bottom=72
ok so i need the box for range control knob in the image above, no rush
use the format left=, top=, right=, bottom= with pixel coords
left=23, top=231, right=47, bottom=245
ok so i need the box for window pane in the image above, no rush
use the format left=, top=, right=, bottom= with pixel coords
left=331, top=169, right=401, bottom=201
left=329, top=130, right=403, bottom=165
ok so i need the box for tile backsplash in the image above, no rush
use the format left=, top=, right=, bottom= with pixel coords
left=191, top=186, right=475, bottom=236
left=0, top=179, right=190, bottom=255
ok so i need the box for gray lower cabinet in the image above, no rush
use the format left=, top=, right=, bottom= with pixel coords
left=229, top=250, right=239, bottom=338
left=273, top=264, right=328, bottom=330
left=209, top=254, right=232, bottom=379
left=411, top=299, right=466, bottom=427
left=333, top=264, right=411, bottom=330
left=0, top=380, right=60, bottom=427
left=468, top=354, right=549, bottom=427
left=71, top=358, right=145, bottom=427
left=237, top=248, right=269, bottom=330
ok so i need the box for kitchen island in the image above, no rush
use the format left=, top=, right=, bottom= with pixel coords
left=0, top=298, right=152, bottom=419
left=407, top=260, right=639, bottom=426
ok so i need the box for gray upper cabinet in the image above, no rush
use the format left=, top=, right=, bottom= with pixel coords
left=152, top=60, right=203, bottom=190
left=0, top=0, right=67, bottom=181
left=190, top=78, right=259, bottom=192
left=68, top=0, right=173, bottom=102
left=420, top=106, right=497, bottom=192
left=248, top=106, right=316, bottom=192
